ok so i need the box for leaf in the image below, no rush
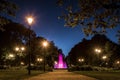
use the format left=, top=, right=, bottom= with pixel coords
left=58, top=0, right=120, bottom=37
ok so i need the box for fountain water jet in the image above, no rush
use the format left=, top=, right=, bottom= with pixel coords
left=54, top=53, right=67, bottom=69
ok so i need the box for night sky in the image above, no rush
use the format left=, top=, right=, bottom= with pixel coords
left=10, top=0, right=119, bottom=56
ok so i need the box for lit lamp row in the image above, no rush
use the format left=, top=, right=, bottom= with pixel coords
left=37, top=58, right=43, bottom=62
left=14, top=41, right=48, bottom=52
left=78, top=58, right=84, bottom=62
left=95, top=48, right=101, bottom=54
left=15, top=47, right=25, bottom=51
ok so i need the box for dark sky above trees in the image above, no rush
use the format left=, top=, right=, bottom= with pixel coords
left=9, top=0, right=120, bottom=56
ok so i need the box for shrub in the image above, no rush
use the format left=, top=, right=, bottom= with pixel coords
left=68, top=65, right=93, bottom=71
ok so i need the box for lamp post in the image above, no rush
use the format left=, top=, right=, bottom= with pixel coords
left=78, top=58, right=84, bottom=62
left=102, top=55, right=107, bottom=60
left=15, top=47, right=25, bottom=55
left=27, top=16, right=33, bottom=75
left=78, top=58, right=84, bottom=65
left=95, top=49, right=101, bottom=55
left=95, top=48, right=101, bottom=66
left=102, top=55, right=108, bottom=66
left=37, top=58, right=43, bottom=64
left=95, top=48, right=101, bottom=59
left=42, top=41, right=48, bottom=72
left=8, top=54, right=15, bottom=66
left=8, top=54, right=15, bottom=60
left=15, top=46, right=25, bottom=66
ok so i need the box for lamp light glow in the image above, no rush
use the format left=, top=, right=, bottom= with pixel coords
left=43, top=41, right=48, bottom=47
left=27, top=17, right=34, bottom=25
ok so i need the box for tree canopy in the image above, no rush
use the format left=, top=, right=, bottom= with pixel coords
left=57, top=0, right=120, bottom=36
left=67, top=34, right=120, bottom=67
left=0, top=21, right=59, bottom=67
left=0, top=0, right=17, bottom=30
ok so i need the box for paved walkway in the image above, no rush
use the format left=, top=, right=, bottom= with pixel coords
left=25, top=70, right=98, bottom=80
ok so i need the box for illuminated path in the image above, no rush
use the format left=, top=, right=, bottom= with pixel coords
left=25, top=70, right=98, bottom=80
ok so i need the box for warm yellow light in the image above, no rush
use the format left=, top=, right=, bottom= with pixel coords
left=102, top=55, right=107, bottom=60
left=21, top=62, right=24, bottom=65
left=78, top=58, right=84, bottom=62
left=54, top=61, right=57, bottom=64
left=9, top=54, right=14, bottom=58
left=116, top=61, right=120, bottom=64
left=21, top=47, right=25, bottom=51
left=27, top=17, right=33, bottom=25
left=95, top=49, right=98, bottom=52
left=37, top=58, right=43, bottom=62
left=43, top=41, right=48, bottom=47
left=40, top=58, right=43, bottom=61
left=15, top=47, right=19, bottom=51
left=15, top=47, right=25, bottom=51
left=98, top=50, right=101, bottom=53
left=31, top=63, right=34, bottom=66
left=95, top=48, right=101, bottom=53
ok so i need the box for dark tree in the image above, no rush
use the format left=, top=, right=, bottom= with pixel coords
left=67, top=34, right=120, bottom=67
left=0, top=0, right=17, bottom=30
left=0, top=21, right=36, bottom=65
left=57, top=0, right=120, bottom=36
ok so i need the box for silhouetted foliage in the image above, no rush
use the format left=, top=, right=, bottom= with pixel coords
left=67, top=34, right=120, bottom=67
left=0, top=0, right=18, bottom=30
left=0, top=21, right=59, bottom=67
left=57, top=0, right=120, bottom=37
left=0, top=21, right=35, bottom=65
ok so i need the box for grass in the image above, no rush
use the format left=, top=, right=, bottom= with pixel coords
left=74, top=71, right=120, bottom=80
left=0, top=69, right=44, bottom=80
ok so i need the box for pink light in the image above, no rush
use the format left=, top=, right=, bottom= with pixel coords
left=54, top=53, right=67, bottom=69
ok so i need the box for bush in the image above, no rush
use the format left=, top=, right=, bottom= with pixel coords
left=68, top=65, right=114, bottom=71
left=79, top=65, right=93, bottom=71
left=68, top=65, right=93, bottom=71
left=92, top=66, right=113, bottom=71
left=27, top=65, right=42, bottom=70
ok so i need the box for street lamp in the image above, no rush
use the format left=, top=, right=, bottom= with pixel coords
left=8, top=53, right=15, bottom=66
left=37, top=58, right=43, bottom=62
left=27, top=16, right=34, bottom=75
left=15, top=46, right=25, bottom=66
left=8, top=54, right=15, bottom=59
left=116, top=61, right=120, bottom=64
left=95, top=48, right=101, bottom=66
left=27, top=17, right=34, bottom=25
left=78, top=58, right=84, bottom=64
left=21, top=62, right=24, bottom=65
left=95, top=48, right=101, bottom=59
left=78, top=58, right=84, bottom=62
left=95, top=48, right=101, bottom=54
left=102, top=55, right=108, bottom=66
left=102, top=55, right=107, bottom=60
left=15, top=47, right=25, bottom=56
left=43, top=41, right=48, bottom=47
left=42, top=41, right=48, bottom=72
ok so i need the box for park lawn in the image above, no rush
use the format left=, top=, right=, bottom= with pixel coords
left=74, top=71, right=120, bottom=80
left=0, top=69, right=44, bottom=80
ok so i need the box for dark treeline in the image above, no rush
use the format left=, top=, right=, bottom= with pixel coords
left=0, top=20, right=59, bottom=68
left=66, top=34, right=120, bottom=67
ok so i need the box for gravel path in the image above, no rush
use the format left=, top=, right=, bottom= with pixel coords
left=25, top=70, right=98, bottom=80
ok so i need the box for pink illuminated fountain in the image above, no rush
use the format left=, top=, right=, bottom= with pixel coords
left=54, top=52, right=67, bottom=69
